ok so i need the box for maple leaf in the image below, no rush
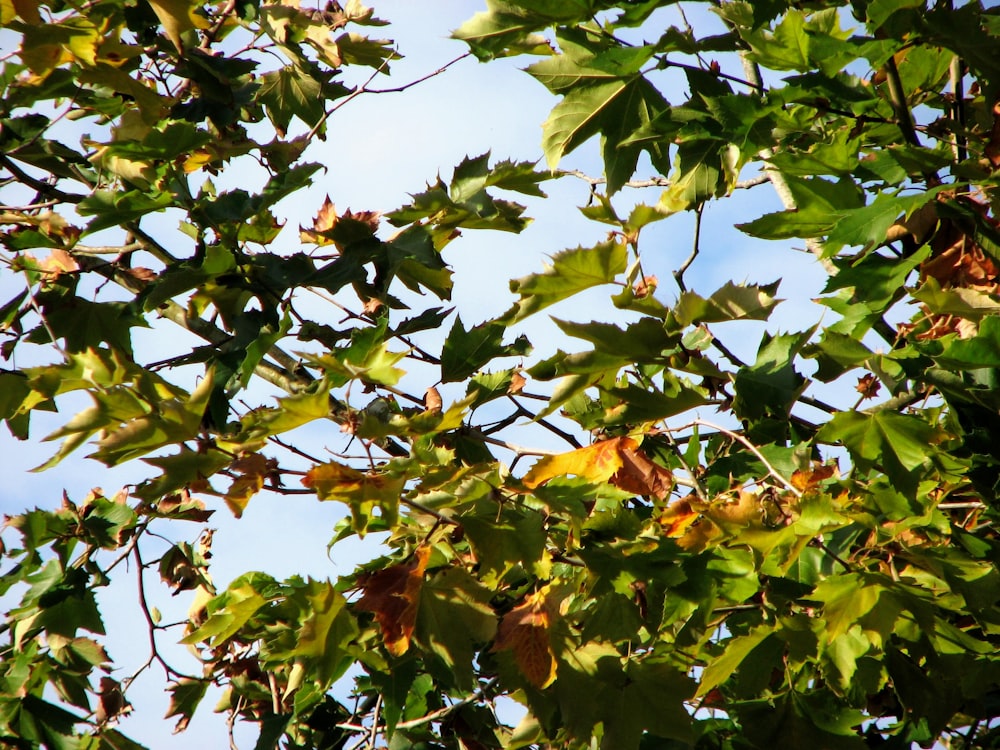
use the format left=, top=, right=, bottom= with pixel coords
left=224, top=453, right=275, bottom=518
left=791, top=463, right=837, bottom=492
left=508, top=370, right=527, bottom=394
left=658, top=498, right=700, bottom=538
left=855, top=373, right=881, bottom=401
left=492, top=588, right=557, bottom=689
left=523, top=436, right=673, bottom=499
left=611, top=441, right=673, bottom=499
left=39, top=248, right=80, bottom=279
left=522, top=437, right=629, bottom=489
left=300, top=195, right=338, bottom=245
left=356, top=546, right=431, bottom=656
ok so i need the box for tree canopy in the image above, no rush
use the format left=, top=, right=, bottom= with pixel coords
left=3, top=0, right=1000, bottom=748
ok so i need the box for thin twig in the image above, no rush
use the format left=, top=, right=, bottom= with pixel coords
left=367, top=52, right=472, bottom=93
left=687, top=419, right=802, bottom=499
left=883, top=55, right=920, bottom=147
left=674, top=203, right=703, bottom=292
left=562, top=169, right=769, bottom=191
left=367, top=696, right=381, bottom=749
left=950, top=52, right=967, bottom=163
left=395, top=677, right=500, bottom=730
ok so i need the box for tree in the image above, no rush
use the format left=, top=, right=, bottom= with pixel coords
left=3, top=0, right=1000, bottom=747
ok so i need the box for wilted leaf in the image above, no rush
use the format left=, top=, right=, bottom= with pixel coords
left=355, top=546, right=431, bottom=656
left=302, top=460, right=405, bottom=531
left=493, top=587, right=558, bottom=688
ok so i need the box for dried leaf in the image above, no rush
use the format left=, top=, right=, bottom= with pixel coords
left=224, top=453, right=274, bottom=518
left=95, top=677, right=131, bottom=726
left=425, top=386, right=443, bottom=413
left=854, top=373, right=881, bottom=401
left=492, top=588, right=557, bottom=688
left=508, top=370, right=527, bottom=394
left=301, top=195, right=338, bottom=245
left=611, top=441, right=673, bottom=499
left=356, top=546, right=431, bottom=656
left=39, top=248, right=80, bottom=278
left=633, top=275, right=658, bottom=298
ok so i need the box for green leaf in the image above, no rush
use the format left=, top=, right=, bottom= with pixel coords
left=441, top=317, right=531, bottom=383
left=733, top=328, right=814, bottom=421
left=76, top=189, right=174, bottom=233
left=935, top=316, right=1000, bottom=369
left=817, top=411, right=946, bottom=490
left=452, top=0, right=553, bottom=60
left=415, top=568, right=497, bottom=690
left=180, top=583, right=267, bottom=646
left=672, top=281, right=781, bottom=327
left=293, top=580, right=358, bottom=687
left=503, top=240, right=628, bottom=323
left=165, top=679, right=209, bottom=733
left=825, top=186, right=949, bottom=253
left=542, top=79, right=630, bottom=170
left=462, top=510, right=548, bottom=585
left=257, top=66, right=325, bottom=134
left=697, top=626, right=776, bottom=696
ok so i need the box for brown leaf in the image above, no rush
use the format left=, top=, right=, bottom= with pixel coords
left=127, top=266, right=158, bottom=283
left=39, top=248, right=80, bottom=279
left=508, top=370, right=527, bottom=394
left=342, top=208, right=381, bottom=233
left=224, top=453, right=274, bottom=518
left=611, top=440, right=673, bottom=499
left=355, top=546, right=431, bottom=656
left=155, top=490, right=215, bottom=522
left=300, top=195, right=338, bottom=245
left=362, top=297, right=385, bottom=315
left=854, top=373, right=881, bottom=401
left=633, top=275, right=658, bottom=298
left=524, top=436, right=673, bottom=500
left=707, top=490, right=763, bottom=527
left=95, top=677, right=131, bottom=726
left=425, top=386, right=442, bottom=413
left=492, top=588, right=557, bottom=688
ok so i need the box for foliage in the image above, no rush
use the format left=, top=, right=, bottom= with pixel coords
left=2, top=0, right=1000, bottom=749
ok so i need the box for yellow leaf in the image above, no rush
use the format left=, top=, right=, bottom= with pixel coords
left=522, top=437, right=630, bottom=489
left=223, top=452, right=273, bottom=517
left=145, top=0, right=211, bottom=52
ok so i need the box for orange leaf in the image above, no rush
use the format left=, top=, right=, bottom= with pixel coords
left=224, top=453, right=274, bottom=518
left=355, top=546, right=431, bottom=656
left=658, top=498, right=699, bottom=538
left=492, top=588, right=557, bottom=688
left=300, top=195, right=338, bottom=245
left=524, top=437, right=674, bottom=500
left=522, top=437, right=630, bottom=489
left=790, top=464, right=837, bottom=492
